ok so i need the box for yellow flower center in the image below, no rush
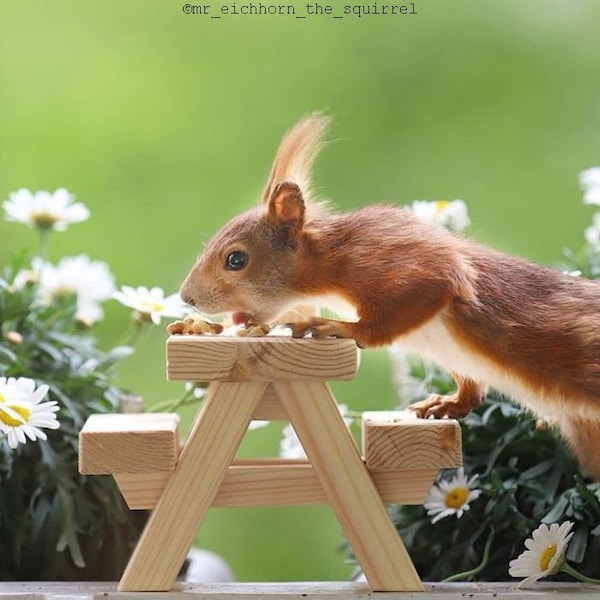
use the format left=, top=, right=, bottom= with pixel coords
left=32, top=211, right=59, bottom=230
left=53, top=286, right=77, bottom=299
left=434, top=200, right=450, bottom=212
left=0, top=401, right=29, bottom=428
left=445, top=486, right=469, bottom=509
left=139, top=300, right=164, bottom=313
left=539, top=544, right=557, bottom=572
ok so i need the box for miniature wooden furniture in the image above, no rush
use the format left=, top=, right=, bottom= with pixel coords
left=79, top=336, right=462, bottom=593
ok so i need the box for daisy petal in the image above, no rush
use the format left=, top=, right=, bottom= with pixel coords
left=0, top=377, right=60, bottom=449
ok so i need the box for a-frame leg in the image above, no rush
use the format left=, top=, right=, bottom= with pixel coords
left=118, top=381, right=267, bottom=592
left=275, top=380, right=424, bottom=592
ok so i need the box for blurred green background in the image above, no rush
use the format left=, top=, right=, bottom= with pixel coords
left=1, top=0, right=600, bottom=583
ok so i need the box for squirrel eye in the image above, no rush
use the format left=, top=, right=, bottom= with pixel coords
left=225, top=251, right=249, bottom=271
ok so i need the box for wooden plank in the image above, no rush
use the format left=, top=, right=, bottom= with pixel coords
left=114, top=462, right=439, bottom=509
left=6, top=581, right=600, bottom=599
left=252, top=384, right=289, bottom=420
left=362, top=412, right=462, bottom=472
left=276, top=381, right=423, bottom=593
left=166, top=337, right=358, bottom=382
left=215, top=464, right=437, bottom=508
left=216, top=462, right=328, bottom=508
left=372, top=468, right=438, bottom=505
left=118, top=381, right=266, bottom=592
left=114, top=471, right=172, bottom=509
left=78, top=413, right=180, bottom=475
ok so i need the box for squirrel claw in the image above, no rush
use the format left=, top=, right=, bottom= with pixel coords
left=285, top=317, right=354, bottom=341
left=409, top=393, right=472, bottom=420
left=286, top=322, right=310, bottom=338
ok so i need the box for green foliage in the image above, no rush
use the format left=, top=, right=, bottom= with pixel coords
left=0, top=258, right=143, bottom=581
left=389, top=384, right=600, bottom=581
left=562, top=246, right=600, bottom=280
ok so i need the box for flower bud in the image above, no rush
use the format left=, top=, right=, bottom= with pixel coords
left=4, top=331, right=23, bottom=345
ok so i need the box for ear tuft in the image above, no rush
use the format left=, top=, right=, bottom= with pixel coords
left=262, top=113, right=330, bottom=204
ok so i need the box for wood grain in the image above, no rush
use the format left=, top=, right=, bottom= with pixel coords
left=166, top=336, right=358, bottom=382
left=118, top=381, right=266, bottom=592
left=78, top=413, right=180, bottom=475
left=114, top=462, right=438, bottom=510
left=362, top=412, right=462, bottom=472
left=252, top=384, right=289, bottom=420
left=276, top=380, right=423, bottom=592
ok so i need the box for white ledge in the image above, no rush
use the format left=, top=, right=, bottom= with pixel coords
left=1, top=581, right=600, bottom=599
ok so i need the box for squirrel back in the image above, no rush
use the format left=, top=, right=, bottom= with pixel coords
left=180, top=113, right=600, bottom=479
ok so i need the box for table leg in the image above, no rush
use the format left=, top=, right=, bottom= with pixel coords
left=118, top=381, right=267, bottom=592
left=275, top=380, right=423, bottom=592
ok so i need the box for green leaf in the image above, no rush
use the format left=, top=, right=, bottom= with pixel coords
left=574, top=476, right=600, bottom=514
left=101, top=345, right=134, bottom=367
left=0, top=345, right=18, bottom=363
left=542, top=495, right=570, bottom=523
left=56, top=489, right=85, bottom=568
left=520, top=460, right=553, bottom=480
left=35, top=341, right=66, bottom=363
left=566, top=523, right=588, bottom=564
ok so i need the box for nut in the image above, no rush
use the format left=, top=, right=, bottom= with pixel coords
left=236, top=323, right=271, bottom=337
left=167, top=321, right=187, bottom=335
left=167, top=318, right=224, bottom=336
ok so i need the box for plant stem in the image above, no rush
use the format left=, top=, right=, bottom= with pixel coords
left=442, top=530, right=495, bottom=583
left=38, top=229, right=50, bottom=262
left=148, top=387, right=203, bottom=413
left=561, top=561, right=600, bottom=584
left=116, top=318, right=149, bottom=348
left=344, top=410, right=363, bottom=420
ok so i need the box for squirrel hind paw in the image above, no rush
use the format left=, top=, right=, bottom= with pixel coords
left=409, top=394, right=472, bottom=420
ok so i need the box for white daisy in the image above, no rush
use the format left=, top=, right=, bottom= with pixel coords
left=508, top=521, right=574, bottom=586
left=279, top=404, right=352, bottom=459
left=113, top=285, right=187, bottom=325
left=184, top=382, right=207, bottom=400
left=3, top=188, right=90, bottom=231
left=33, top=255, right=115, bottom=324
left=424, top=467, right=481, bottom=524
left=580, top=167, right=600, bottom=206
left=584, top=212, right=600, bottom=249
left=410, top=199, right=471, bottom=232
left=279, top=422, right=306, bottom=459
left=11, top=267, right=38, bottom=290
left=0, top=377, right=60, bottom=449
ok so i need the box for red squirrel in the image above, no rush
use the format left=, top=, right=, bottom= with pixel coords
left=180, top=113, right=600, bottom=479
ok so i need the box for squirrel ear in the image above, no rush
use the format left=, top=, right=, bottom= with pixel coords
left=265, top=182, right=305, bottom=237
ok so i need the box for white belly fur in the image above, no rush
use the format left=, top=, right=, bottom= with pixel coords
left=393, top=312, right=560, bottom=419
left=315, top=293, right=587, bottom=421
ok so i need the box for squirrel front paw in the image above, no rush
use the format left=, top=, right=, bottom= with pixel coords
left=286, top=317, right=355, bottom=340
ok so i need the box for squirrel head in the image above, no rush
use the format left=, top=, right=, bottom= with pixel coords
left=179, top=113, right=329, bottom=323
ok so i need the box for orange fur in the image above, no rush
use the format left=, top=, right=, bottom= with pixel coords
left=180, top=113, right=600, bottom=479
